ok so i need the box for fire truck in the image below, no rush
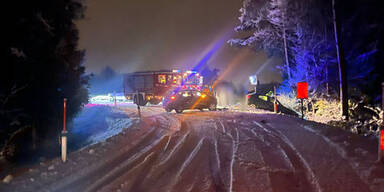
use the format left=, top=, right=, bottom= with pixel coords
left=123, top=70, right=203, bottom=106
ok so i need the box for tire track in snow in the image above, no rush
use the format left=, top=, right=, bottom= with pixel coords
left=248, top=123, right=295, bottom=171
left=214, top=139, right=221, bottom=169
left=233, top=122, right=275, bottom=192
left=299, top=124, right=375, bottom=192
left=176, top=138, right=205, bottom=177
left=249, top=128, right=266, bottom=143
left=229, top=126, right=239, bottom=192
left=55, top=124, right=161, bottom=192
left=253, top=121, right=272, bottom=134
left=301, top=125, right=348, bottom=159
left=255, top=122, right=322, bottom=192
left=85, top=135, right=168, bottom=192
left=101, top=151, right=158, bottom=192
left=159, top=131, right=190, bottom=165
left=277, top=145, right=294, bottom=171
left=163, top=135, right=172, bottom=152
left=169, top=138, right=205, bottom=191
left=218, top=119, right=226, bottom=134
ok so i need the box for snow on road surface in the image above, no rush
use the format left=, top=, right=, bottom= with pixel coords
left=2, top=109, right=384, bottom=192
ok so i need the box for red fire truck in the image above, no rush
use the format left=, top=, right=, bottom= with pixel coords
left=123, top=70, right=203, bottom=106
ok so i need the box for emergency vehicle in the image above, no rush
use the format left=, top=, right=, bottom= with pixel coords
left=123, top=70, right=203, bottom=106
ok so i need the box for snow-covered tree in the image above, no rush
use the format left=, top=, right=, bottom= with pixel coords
left=229, top=0, right=319, bottom=88
left=230, top=0, right=384, bottom=108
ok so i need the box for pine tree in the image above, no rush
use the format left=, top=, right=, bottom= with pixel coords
left=1, top=0, right=89, bottom=159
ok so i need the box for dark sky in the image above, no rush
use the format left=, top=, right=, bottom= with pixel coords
left=76, top=0, right=281, bottom=85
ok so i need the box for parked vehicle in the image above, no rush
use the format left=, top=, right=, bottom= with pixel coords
left=163, top=88, right=217, bottom=113
left=247, top=83, right=298, bottom=116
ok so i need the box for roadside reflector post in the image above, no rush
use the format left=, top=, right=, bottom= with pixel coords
left=137, top=104, right=141, bottom=119
left=135, top=90, right=141, bottom=120
left=61, top=98, right=68, bottom=163
left=379, top=83, right=384, bottom=163
left=297, top=82, right=308, bottom=119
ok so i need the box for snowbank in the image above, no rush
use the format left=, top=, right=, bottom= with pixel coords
left=68, top=104, right=135, bottom=150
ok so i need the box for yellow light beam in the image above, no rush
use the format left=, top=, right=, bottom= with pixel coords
left=190, top=50, right=249, bottom=110
left=213, top=50, right=249, bottom=88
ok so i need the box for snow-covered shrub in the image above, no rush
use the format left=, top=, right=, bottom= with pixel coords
left=278, top=94, right=342, bottom=123
left=276, top=93, right=299, bottom=113
left=309, top=99, right=342, bottom=123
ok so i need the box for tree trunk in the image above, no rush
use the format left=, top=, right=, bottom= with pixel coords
left=277, top=0, right=291, bottom=84
left=283, top=26, right=291, bottom=83
left=332, top=0, right=349, bottom=120
left=282, top=12, right=291, bottom=84
left=326, top=63, right=329, bottom=96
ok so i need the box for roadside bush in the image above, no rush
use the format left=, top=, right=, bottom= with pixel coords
left=277, top=94, right=382, bottom=136
left=276, top=94, right=299, bottom=113
left=309, top=99, right=342, bottom=123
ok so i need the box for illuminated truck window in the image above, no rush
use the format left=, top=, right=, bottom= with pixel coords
left=167, top=75, right=172, bottom=83
left=173, top=75, right=181, bottom=84
left=158, top=74, right=166, bottom=84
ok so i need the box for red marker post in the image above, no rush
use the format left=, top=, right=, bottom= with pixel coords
left=380, top=130, right=384, bottom=162
left=379, top=83, right=384, bottom=162
left=297, top=82, right=309, bottom=119
left=61, top=98, right=68, bottom=163
left=274, top=86, right=278, bottom=113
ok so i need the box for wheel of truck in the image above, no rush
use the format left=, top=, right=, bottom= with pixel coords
left=208, top=103, right=217, bottom=111
left=175, top=109, right=183, bottom=113
left=165, top=107, right=172, bottom=112
left=199, top=108, right=204, bottom=112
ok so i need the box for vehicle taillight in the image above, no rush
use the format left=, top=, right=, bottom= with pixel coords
left=170, top=95, right=176, bottom=100
left=247, top=95, right=251, bottom=99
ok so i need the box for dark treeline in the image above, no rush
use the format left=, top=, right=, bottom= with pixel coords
left=1, top=0, right=88, bottom=161
left=229, top=0, right=384, bottom=106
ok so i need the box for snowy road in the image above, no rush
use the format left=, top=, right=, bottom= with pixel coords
left=2, top=107, right=384, bottom=192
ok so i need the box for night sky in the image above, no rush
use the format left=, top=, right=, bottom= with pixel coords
left=76, top=0, right=282, bottom=85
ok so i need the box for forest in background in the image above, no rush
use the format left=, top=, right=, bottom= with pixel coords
left=229, top=0, right=384, bottom=134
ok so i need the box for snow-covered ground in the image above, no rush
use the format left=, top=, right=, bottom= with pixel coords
left=68, top=101, right=138, bottom=150
left=2, top=108, right=384, bottom=192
